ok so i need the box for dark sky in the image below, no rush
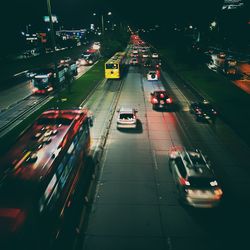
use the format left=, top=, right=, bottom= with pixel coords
left=2, top=0, right=226, bottom=33
left=1, top=0, right=249, bottom=51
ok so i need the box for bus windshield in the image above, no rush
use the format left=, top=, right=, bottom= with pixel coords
left=106, top=63, right=118, bottom=69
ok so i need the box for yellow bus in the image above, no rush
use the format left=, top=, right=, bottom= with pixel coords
left=105, top=52, right=126, bottom=79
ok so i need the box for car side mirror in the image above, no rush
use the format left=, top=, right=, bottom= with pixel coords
left=150, top=92, right=153, bottom=96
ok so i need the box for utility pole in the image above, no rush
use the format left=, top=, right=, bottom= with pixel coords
left=101, top=15, right=104, bottom=35
left=46, top=0, right=59, bottom=100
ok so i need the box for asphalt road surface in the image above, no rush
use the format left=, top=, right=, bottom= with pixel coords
left=75, top=62, right=250, bottom=250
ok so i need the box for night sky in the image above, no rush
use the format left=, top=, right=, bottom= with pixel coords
left=2, top=0, right=226, bottom=32
left=1, top=0, right=248, bottom=52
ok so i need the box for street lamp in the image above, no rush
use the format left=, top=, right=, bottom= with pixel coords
left=93, top=11, right=112, bottom=35
left=99, top=12, right=112, bottom=35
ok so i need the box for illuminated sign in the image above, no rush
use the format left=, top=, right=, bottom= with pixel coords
left=44, top=15, right=58, bottom=23
left=222, top=0, right=244, bottom=10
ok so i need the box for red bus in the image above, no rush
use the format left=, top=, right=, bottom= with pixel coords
left=0, top=108, right=93, bottom=249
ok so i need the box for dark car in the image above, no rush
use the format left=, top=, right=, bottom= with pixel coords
left=190, top=100, right=218, bottom=122
left=150, top=90, right=172, bottom=110
left=143, top=59, right=152, bottom=67
left=151, top=58, right=161, bottom=69
left=169, top=147, right=223, bottom=208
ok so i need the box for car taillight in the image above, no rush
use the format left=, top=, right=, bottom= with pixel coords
left=214, top=188, right=223, bottom=197
left=166, top=98, right=172, bottom=104
left=152, top=98, right=158, bottom=104
left=195, top=108, right=202, bottom=114
left=179, top=177, right=190, bottom=186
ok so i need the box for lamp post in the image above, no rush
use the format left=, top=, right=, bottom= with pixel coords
left=46, top=0, right=59, bottom=99
left=26, top=24, right=31, bottom=34
left=46, top=0, right=56, bottom=51
left=93, top=11, right=112, bottom=35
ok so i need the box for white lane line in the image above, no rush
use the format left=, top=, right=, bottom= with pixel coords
left=14, top=70, right=29, bottom=77
left=162, top=71, right=191, bottom=111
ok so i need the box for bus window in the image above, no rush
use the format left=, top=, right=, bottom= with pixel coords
left=106, top=63, right=118, bottom=69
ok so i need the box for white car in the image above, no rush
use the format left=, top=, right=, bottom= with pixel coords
left=117, top=107, right=138, bottom=129
left=130, top=58, right=138, bottom=65
left=169, top=147, right=223, bottom=208
left=140, top=48, right=147, bottom=53
left=151, top=53, right=159, bottom=58
left=147, top=70, right=158, bottom=81
left=142, top=53, right=150, bottom=58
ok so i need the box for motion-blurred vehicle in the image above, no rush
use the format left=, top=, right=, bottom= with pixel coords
left=130, top=58, right=139, bottom=65
left=217, top=52, right=226, bottom=59
left=150, top=90, right=173, bottom=110
left=207, top=61, right=217, bottom=72
left=63, top=60, right=78, bottom=76
left=92, top=41, right=101, bottom=50
left=31, top=65, right=66, bottom=94
left=143, top=59, right=152, bottom=67
left=169, top=147, right=223, bottom=208
left=142, top=53, right=150, bottom=58
left=225, top=56, right=237, bottom=67
left=190, top=100, right=218, bottom=122
left=0, top=107, right=93, bottom=248
left=78, top=49, right=99, bottom=66
left=224, top=66, right=237, bottom=75
left=140, top=48, right=147, bottom=53
left=151, top=58, right=161, bottom=69
left=105, top=51, right=125, bottom=79
left=151, top=52, right=159, bottom=58
left=132, top=48, right=139, bottom=54
left=117, top=107, right=138, bottom=129
left=60, top=57, right=71, bottom=64
left=147, top=70, right=158, bottom=81
left=131, top=51, right=139, bottom=57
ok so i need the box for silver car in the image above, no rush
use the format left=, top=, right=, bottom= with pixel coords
left=169, top=147, right=223, bottom=208
left=117, top=107, right=137, bottom=129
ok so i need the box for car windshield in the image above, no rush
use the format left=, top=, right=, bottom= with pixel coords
left=188, top=153, right=206, bottom=165
left=106, top=64, right=118, bottom=69
left=119, top=113, right=134, bottom=120
left=200, top=103, right=214, bottom=111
